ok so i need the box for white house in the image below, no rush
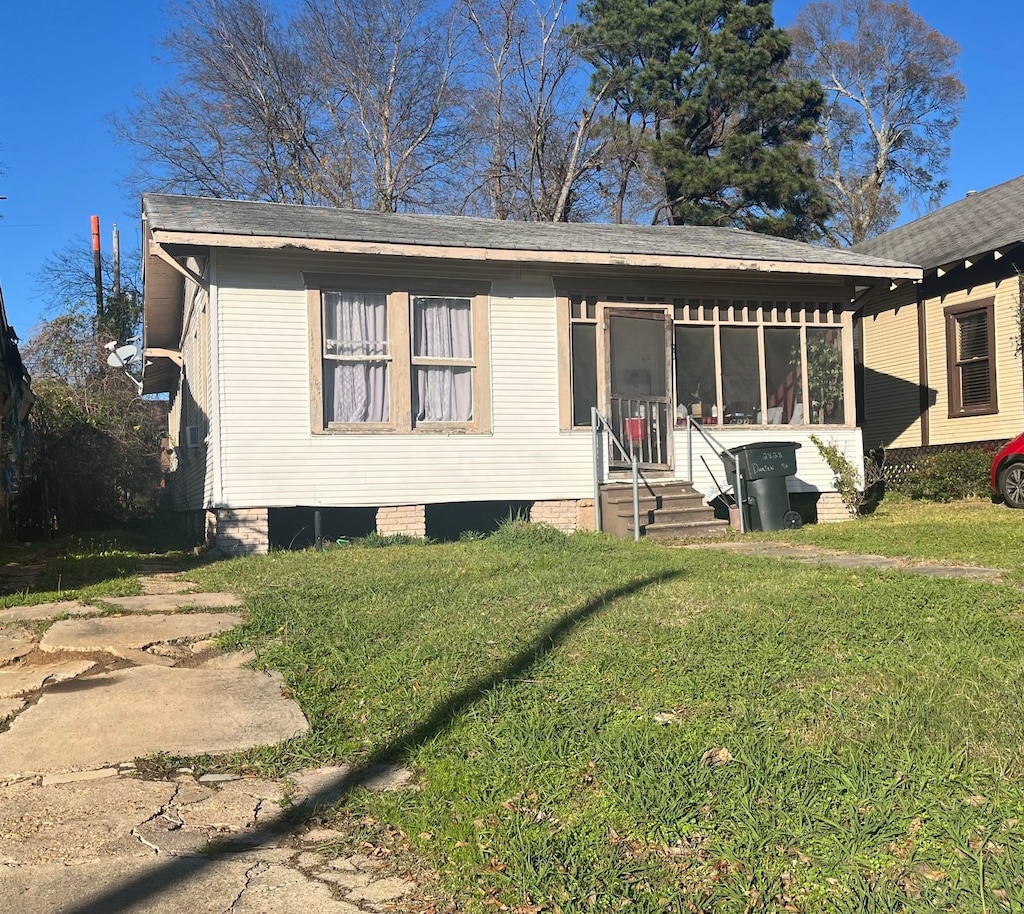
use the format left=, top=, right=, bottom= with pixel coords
left=141, top=194, right=920, bottom=553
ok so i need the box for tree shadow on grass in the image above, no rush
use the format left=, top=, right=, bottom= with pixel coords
left=67, top=569, right=683, bottom=913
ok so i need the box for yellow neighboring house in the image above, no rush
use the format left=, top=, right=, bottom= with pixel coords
left=853, top=176, right=1024, bottom=452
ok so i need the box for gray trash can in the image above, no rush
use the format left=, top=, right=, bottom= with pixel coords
left=720, top=442, right=802, bottom=531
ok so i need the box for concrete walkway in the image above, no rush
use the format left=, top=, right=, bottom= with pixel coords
left=687, top=540, right=1006, bottom=582
left=0, top=568, right=424, bottom=913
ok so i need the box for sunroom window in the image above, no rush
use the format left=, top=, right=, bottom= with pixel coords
left=764, top=328, right=802, bottom=424
left=720, top=327, right=762, bottom=424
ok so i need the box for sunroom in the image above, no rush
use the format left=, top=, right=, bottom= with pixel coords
left=560, top=280, right=858, bottom=473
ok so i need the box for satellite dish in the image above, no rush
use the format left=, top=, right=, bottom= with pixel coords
left=106, top=344, right=140, bottom=368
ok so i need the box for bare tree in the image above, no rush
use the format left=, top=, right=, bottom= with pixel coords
left=115, top=0, right=347, bottom=205
left=301, top=0, right=470, bottom=213
left=790, top=0, right=966, bottom=245
left=461, top=0, right=609, bottom=221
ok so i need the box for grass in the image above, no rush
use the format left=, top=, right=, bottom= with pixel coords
left=777, top=494, right=1024, bottom=582
left=4, top=504, right=1023, bottom=910
left=0, top=529, right=198, bottom=607
left=173, top=510, right=1024, bottom=913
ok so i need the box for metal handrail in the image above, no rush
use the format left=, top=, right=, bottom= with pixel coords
left=591, top=407, right=641, bottom=542
left=685, top=417, right=746, bottom=533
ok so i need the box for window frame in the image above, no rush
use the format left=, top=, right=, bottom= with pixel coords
left=306, top=274, right=491, bottom=435
left=945, top=297, right=997, bottom=418
left=558, top=288, right=854, bottom=431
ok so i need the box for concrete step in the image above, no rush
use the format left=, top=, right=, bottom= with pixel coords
left=602, top=483, right=699, bottom=506
left=642, top=505, right=717, bottom=525
left=628, top=519, right=730, bottom=539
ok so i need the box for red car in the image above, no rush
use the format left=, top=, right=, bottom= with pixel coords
left=991, top=431, right=1024, bottom=508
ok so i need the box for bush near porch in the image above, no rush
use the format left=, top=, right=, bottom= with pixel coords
left=161, top=501, right=1024, bottom=914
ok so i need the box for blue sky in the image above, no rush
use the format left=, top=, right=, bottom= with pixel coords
left=1, top=0, right=1020, bottom=338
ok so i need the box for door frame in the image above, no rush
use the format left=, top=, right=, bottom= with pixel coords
left=601, top=305, right=674, bottom=470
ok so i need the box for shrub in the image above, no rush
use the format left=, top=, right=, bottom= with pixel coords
left=895, top=446, right=994, bottom=501
left=809, top=434, right=863, bottom=516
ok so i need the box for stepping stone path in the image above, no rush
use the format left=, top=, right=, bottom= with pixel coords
left=0, top=768, right=422, bottom=913
left=0, top=566, right=423, bottom=913
left=688, top=540, right=1007, bottom=582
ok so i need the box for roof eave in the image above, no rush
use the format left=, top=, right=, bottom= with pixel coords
left=141, top=217, right=186, bottom=394
left=149, top=229, right=921, bottom=283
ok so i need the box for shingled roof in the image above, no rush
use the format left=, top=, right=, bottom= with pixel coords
left=143, top=194, right=918, bottom=277
left=853, top=174, right=1024, bottom=271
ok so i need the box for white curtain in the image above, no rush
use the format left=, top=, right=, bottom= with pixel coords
left=324, top=292, right=389, bottom=423
left=414, top=297, right=473, bottom=422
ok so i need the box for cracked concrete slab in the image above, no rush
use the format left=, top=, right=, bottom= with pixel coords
left=0, top=777, right=177, bottom=865
left=96, top=593, right=244, bottom=612
left=0, top=853, right=272, bottom=914
left=0, top=630, right=35, bottom=665
left=39, top=613, right=244, bottom=657
left=0, top=600, right=95, bottom=623
left=0, top=771, right=426, bottom=913
left=232, top=862, right=364, bottom=913
left=0, top=666, right=309, bottom=778
left=172, top=778, right=285, bottom=836
left=0, top=697, right=25, bottom=719
left=197, top=649, right=257, bottom=670
left=0, top=658, right=96, bottom=699
left=345, top=875, right=415, bottom=905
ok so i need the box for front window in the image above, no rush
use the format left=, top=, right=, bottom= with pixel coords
left=323, top=291, right=390, bottom=424
left=412, top=296, right=474, bottom=423
left=311, top=276, right=490, bottom=434
left=806, top=328, right=845, bottom=425
left=674, top=326, right=716, bottom=422
left=946, top=298, right=996, bottom=416
left=764, top=328, right=802, bottom=424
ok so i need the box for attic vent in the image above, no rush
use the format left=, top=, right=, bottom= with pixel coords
left=185, top=426, right=202, bottom=448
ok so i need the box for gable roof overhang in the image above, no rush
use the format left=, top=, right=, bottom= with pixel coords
left=141, top=215, right=188, bottom=394
left=852, top=174, right=1024, bottom=279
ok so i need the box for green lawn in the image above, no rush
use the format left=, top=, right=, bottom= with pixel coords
left=4, top=504, right=1023, bottom=910
left=780, top=495, right=1024, bottom=582
left=173, top=506, right=1024, bottom=914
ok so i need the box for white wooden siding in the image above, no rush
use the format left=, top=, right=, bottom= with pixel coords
left=204, top=250, right=854, bottom=508
left=169, top=259, right=213, bottom=510
left=676, top=425, right=863, bottom=501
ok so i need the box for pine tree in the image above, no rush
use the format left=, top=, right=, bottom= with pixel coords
left=576, top=0, right=829, bottom=238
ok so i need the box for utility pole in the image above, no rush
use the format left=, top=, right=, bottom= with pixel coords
left=91, top=215, right=103, bottom=321
left=112, top=224, right=121, bottom=300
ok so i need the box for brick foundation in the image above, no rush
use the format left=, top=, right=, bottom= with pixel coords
left=376, top=505, right=426, bottom=537
left=815, top=492, right=856, bottom=524
left=530, top=499, right=593, bottom=533
left=214, top=508, right=270, bottom=555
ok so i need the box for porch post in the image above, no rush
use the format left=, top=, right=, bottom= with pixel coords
left=592, top=407, right=603, bottom=533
